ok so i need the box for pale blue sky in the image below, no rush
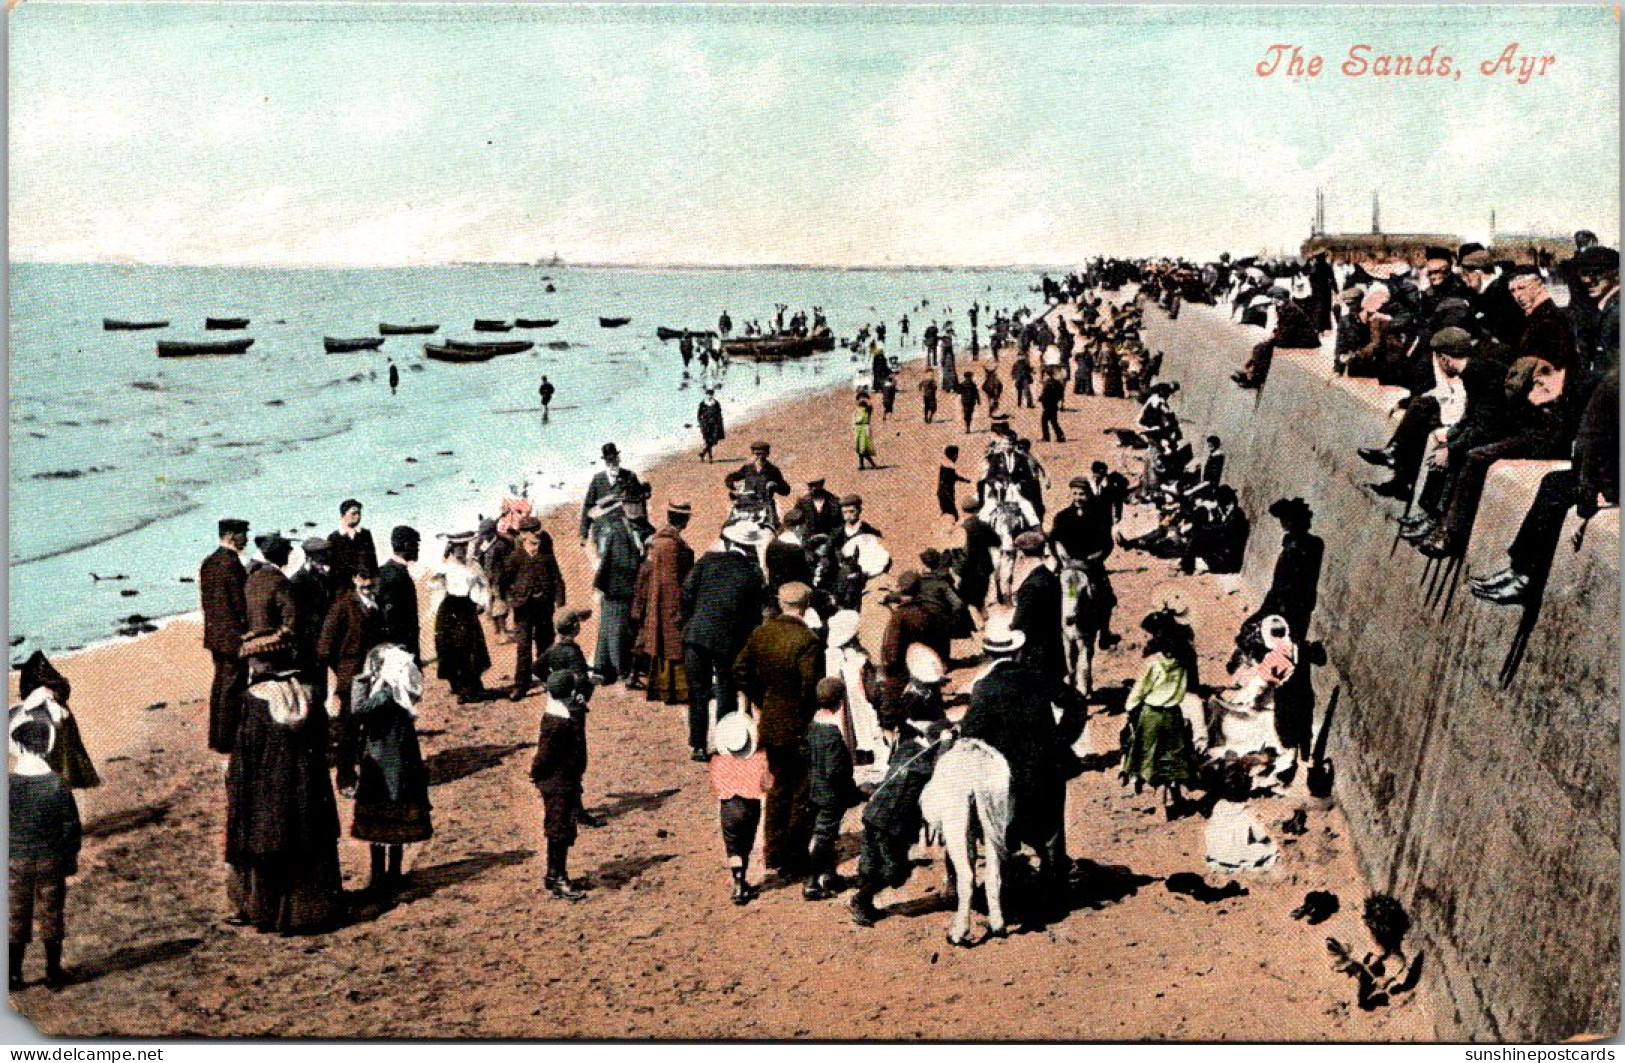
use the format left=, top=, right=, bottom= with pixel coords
left=10, top=3, right=1619, bottom=266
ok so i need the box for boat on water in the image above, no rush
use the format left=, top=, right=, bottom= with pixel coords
left=546, top=340, right=572, bottom=350
left=324, top=336, right=386, bottom=353
left=515, top=318, right=559, bottom=328
left=444, top=338, right=534, bottom=355
left=721, top=328, right=835, bottom=362
left=473, top=319, right=513, bottom=332
left=545, top=284, right=557, bottom=293
left=656, top=326, right=719, bottom=341
left=599, top=316, right=632, bottom=328
left=205, top=317, right=250, bottom=330
left=425, top=343, right=516, bottom=363
left=158, top=338, right=254, bottom=357
left=379, top=323, right=439, bottom=335
left=104, top=318, right=169, bottom=331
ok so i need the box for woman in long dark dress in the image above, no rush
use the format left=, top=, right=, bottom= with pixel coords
left=430, top=532, right=492, bottom=702
left=350, top=645, right=433, bottom=892
left=225, top=670, right=343, bottom=934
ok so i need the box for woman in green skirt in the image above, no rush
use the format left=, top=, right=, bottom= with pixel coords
left=1121, top=608, right=1200, bottom=814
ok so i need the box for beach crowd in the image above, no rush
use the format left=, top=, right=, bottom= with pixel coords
left=11, top=239, right=1614, bottom=1000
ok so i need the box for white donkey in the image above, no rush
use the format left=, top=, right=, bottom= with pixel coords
left=919, top=737, right=1013, bottom=947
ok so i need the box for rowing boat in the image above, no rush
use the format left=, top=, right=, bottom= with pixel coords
left=324, top=336, right=386, bottom=353
left=425, top=343, right=498, bottom=363
left=515, top=318, right=559, bottom=328
left=444, top=338, right=534, bottom=355
left=720, top=328, right=835, bottom=362
left=473, top=320, right=513, bottom=332
left=158, top=338, right=254, bottom=357
left=104, top=319, right=169, bottom=331
left=205, top=317, right=250, bottom=330
left=599, top=316, right=631, bottom=328
left=379, top=323, right=439, bottom=335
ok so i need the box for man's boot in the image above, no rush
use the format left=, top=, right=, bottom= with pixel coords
left=730, top=868, right=755, bottom=906
left=546, top=841, right=585, bottom=902
left=368, top=845, right=389, bottom=892
left=42, top=942, right=65, bottom=991
left=849, top=887, right=882, bottom=927
left=9, top=946, right=25, bottom=991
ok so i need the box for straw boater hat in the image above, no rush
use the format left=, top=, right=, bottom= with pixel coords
left=721, top=522, right=769, bottom=547
left=906, top=644, right=945, bottom=684
left=981, top=616, right=1025, bottom=656
left=715, top=711, right=757, bottom=758
left=826, top=610, right=862, bottom=648
left=441, top=530, right=477, bottom=545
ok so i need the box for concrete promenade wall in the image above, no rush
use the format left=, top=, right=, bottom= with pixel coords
left=1140, top=304, right=1619, bottom=1042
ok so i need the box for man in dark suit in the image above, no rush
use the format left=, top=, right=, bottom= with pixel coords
left=789, top=478, right=843, bottom=538
left=723, top=441, right=792, bottom=526
left=958, top=619, right=1088, bottom=914
left=1010, top=531, right=1064, bottom=682
left=244, top=533, right=297, bottom=677
left=1038, top=369, right=1066, bottom=443
left=200, top=518, right=250, bottom=754
left=681, top=526, right=766, bottom=761
left=318, top=570, right=385, bottom=794
left=502, top=517, right=567, bottom=701
left=376, top=525, right=421, bottom=664
left=578, top=443, right=643, bottom=543
left=326, top=498, right=378, bottom=595
left=732, top=582, right=823, bottom=878
left=290, top=537, right=333, bottom=715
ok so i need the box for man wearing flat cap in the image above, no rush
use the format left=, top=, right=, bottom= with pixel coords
left=377, top=525, right=422, bottom=664
left=723, top=441, right=791, bottom=527
left=1458, top=249, right=1522, bottom=351
left=1010, top=530, right=1065, bottom=681
left=579, top=443, right=643, bottom=544
left=200, top=518, right=250, bottom=753
left=789, top=477, right=842, bottom=539
left=1572, top=244, right=1619, bottom=376
left=502, top=516, right=568, bottom=701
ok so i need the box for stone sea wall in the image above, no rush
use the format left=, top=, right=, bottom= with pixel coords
left=1140, top=304, right=1619, bottom=1042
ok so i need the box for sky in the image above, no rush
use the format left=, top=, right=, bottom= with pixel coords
left=9, top=2, right=1620, bottom=267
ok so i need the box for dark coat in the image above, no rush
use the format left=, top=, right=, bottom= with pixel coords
left=765, top=537, right=813, bottom=592
left=1049, top=501, right=1113, bottom=561
left=806, top=719, right=862, bottom=811
left=1273, top=300, right=1321, bottom=349
left=956, top=516, right=999, bottom=606
left=1260, top=531, right=1324, bottom=640
left=289, top=565, right=331, bottom=672
left=1039, top=377, right=1064, bottom=410
left=724, top=459, right=792, bottom=513
left=732, top=614, right=822, bottom=748
left=351, top=696, right=432, bottom=844
left=531, top=712, right=587, bottom=796
left=200, top=546, right=248, bottom=655
left=1576, top=369, right=1620, bottom=514
left=500, top=537, right=566, bottom=619
left=632, top=526, right=695, bottom=663
left=697, top=399, right=726, bottom=445
left=8, top=772, right=81, bottom=872
left=958, top=659, right=1087, bottom=841
left=1518, top=299, right=1576, bottom=370
left=317, top=591, right=385, bottom=672
left=791, top=490, right=844, bottom=538
left=881, top=601, right=949, bottom=686
left=245, top=564, right=297, bottom=640
left=375, top=559, right=420, bottom=660
left=592, top=517, right=646, bottom=601
left=1011, top=564, right=1065, bottom=680
left=225, top=682, right=340, bottom=865
left=325, top=528, right=378, bottom=594
left=683, top=549, right=765, bottom=656
left=580, top=467, right=644, bottom=541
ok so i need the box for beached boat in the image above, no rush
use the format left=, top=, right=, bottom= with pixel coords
left=721, top=328, right=835, bottom=362
left=515, top=318, right=559, bottom=328
left=473, top=319, right=513, bottom=332
left=424, top=343, right=499, bottom=363
left=324, top=336, right=386, bottom=353
left=599, top=316, right=632, bottom=328
left=444, top=338, right=534, bottom=355
left=379, top=323, right=439, bottom=335
left=158, top=338, right=254, bottom=357
left=104, top=318, right=169, bottom=331
left=546, top=340, right=572, bottom=350
left=205, top=317, right=250, bottom=330
left=656, top=326, right=718, bottom=341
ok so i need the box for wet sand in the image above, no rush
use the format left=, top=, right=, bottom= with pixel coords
left=11, top=324, right=1432, bottom=1040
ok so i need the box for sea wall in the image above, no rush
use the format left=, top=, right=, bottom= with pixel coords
left=1141, top=305, right=1619, bottom=1042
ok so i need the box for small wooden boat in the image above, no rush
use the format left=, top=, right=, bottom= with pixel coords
left=545, top=284, right=557, bottom=293
left=158, top=338, right=254, bottom=357
left=379, top=323, right=439, bottom=335
left=473, top=319, right=513, bottom=332
left=324, top=336, right=386, bottom=353
left=656, top=326, right=718, bottom=341
left=424, top=343, right=498, bottom=363
left=444, top=338, right=534, bottom=355
left=104, top=318, right=169, bottom=331
left=546, top=340, right=572, bottom=350
left=515, top=318, right=559, bottom=328
left=205, top=317, right=250, bottom=330
left=599, top=316, right=631, bottom=328
left=721, top=328, right=835, bottom=362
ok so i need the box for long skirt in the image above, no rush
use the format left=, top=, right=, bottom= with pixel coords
left=228, top=851, right=344, bottom=935
left=1122, top=702, right=1197, bottom=788
left=645, top=656, right=689, bottom=705
left=435, top=595, right=490, bottom=692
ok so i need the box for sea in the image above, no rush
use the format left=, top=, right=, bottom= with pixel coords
left=9, top=263, right=1043, bottom=657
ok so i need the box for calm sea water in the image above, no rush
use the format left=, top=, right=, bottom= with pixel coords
left=9, top=263, right=1039, bottom=655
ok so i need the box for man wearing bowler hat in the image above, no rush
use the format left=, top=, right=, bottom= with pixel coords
left=579, top=443, right=643, bottom=544
left=200, top=518, right=251, bottom=753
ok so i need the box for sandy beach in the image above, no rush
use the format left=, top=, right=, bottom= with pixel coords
left=10, top=328, right=1432, bottom=1040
